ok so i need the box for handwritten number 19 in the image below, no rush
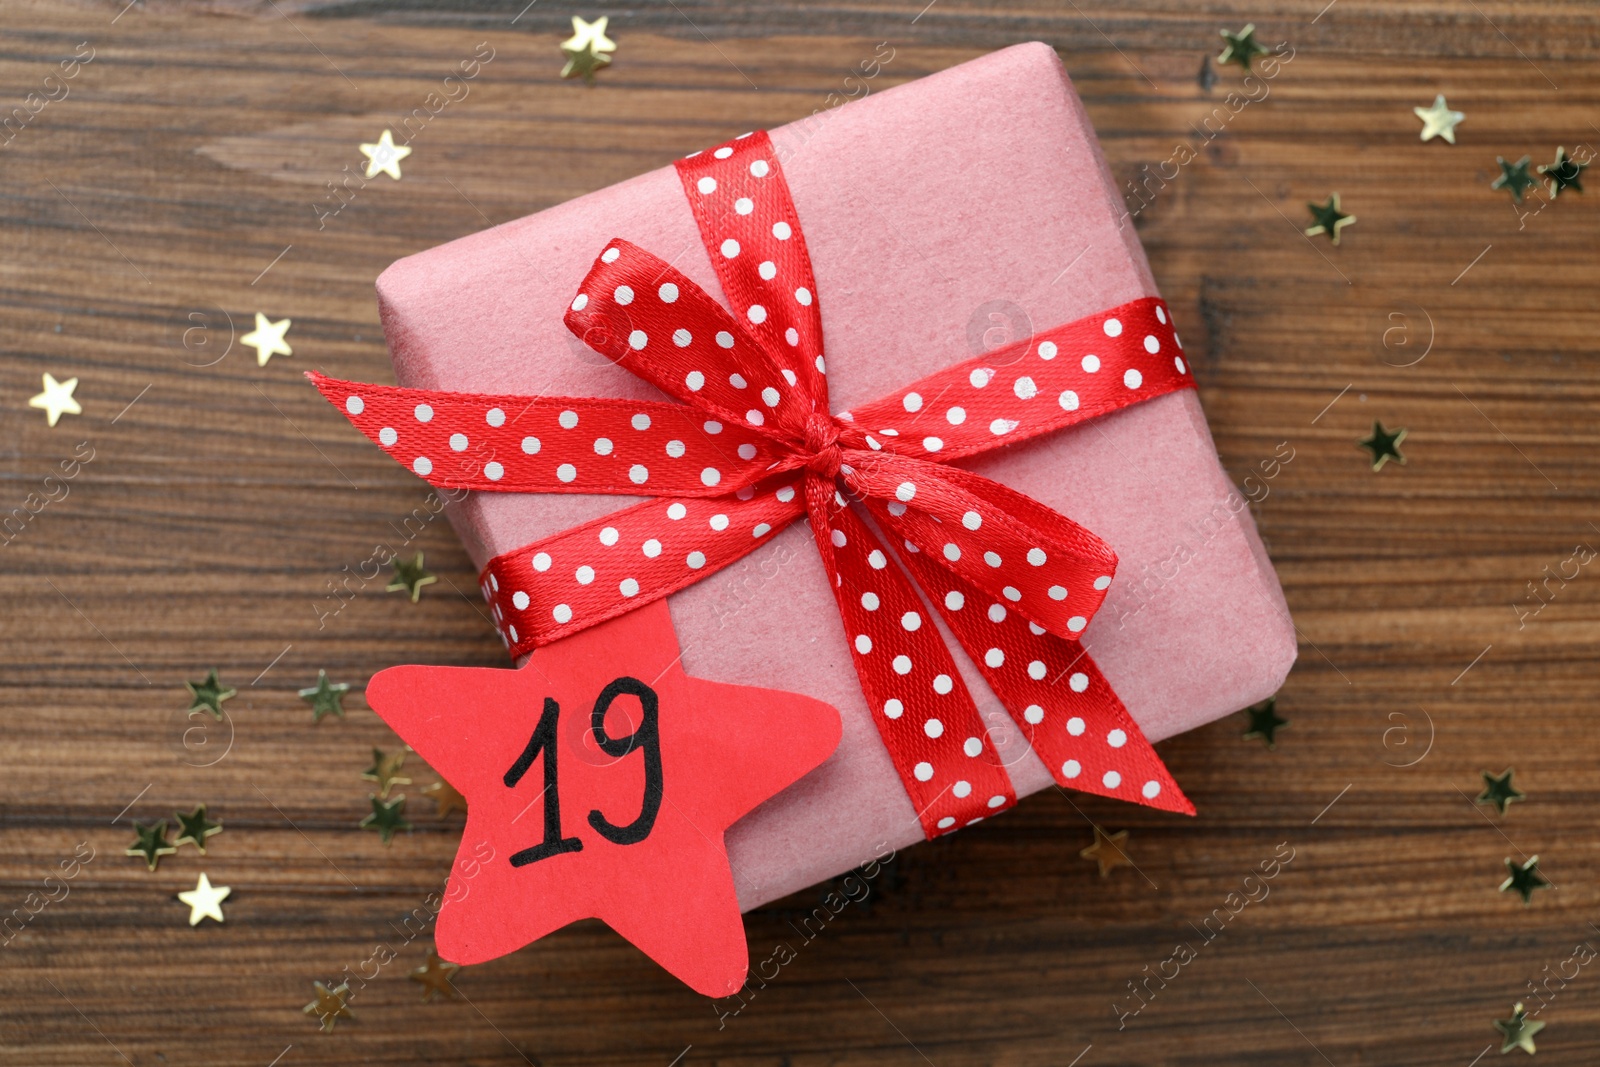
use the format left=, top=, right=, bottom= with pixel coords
left=503, top=676, right=663, bottom=869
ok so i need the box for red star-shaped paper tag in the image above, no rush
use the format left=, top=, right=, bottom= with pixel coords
left=365, top=600, right=841, bottom=996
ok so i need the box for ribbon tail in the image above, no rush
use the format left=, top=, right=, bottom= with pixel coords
left=894, top=535, right=1194, bottom=816
left=802, top=475, right=1017, bottom=836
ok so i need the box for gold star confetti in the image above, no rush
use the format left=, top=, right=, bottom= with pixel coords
left=240, top=312, right=292, bottom=367
left=1492, top=155, right=1537, bottom=202
left=1499, top=856, right=1550, bottom=905
left=1413, top=94, right=1464, bottom=144
left=1358, top=421, right=1407, bottom=471
left=126, top=819, right=177, bottom=871
left=561, top=15, right=616, bottom=54
left=299, top=670, right=351, bottom=723
left=410, top=951, right=462, bottom=1001
left=1538, top=146, right=1586, bottom=198
left=1477, top=768, right=1525, bottom=816
left=360, top=129, right=411, bottom=180
left=387, top=551, right=437, bottom=602
left=1079, top=826, right=1134, bottom=878
left=1304, top=193, right=1355, bottom=244
left=185, top=669, right=236, bottom=720
left=303, top=981, right=354, bottom=1032
left=361, top=794, right=411, bottom=845
left=28, top=373, right=82, bottom=427
left=1217, top=24, right=1267, bottom=72
left=561, top=45, right=612, bottom=83
left=1243, top=697, right=1287, bottom=748
left=1494, top=1001, right=1544, bottom=1055
left=177, top=872, right=231, bottom=926
left=423, top=777, right=467, bottom=817
left=174, top=804, right=222, bottom=852
left=363, top=747, right=412, bottom=798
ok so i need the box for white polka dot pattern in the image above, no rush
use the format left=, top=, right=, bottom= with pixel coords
left=311, top=130, right=1198, bottom=832
left=843, top=296, right=1189, bottom=463
left=563, top=240, right=813, bottom=446
left=805, top=479, right=1015, bottom=834
left=896, top=545, right=1188, bottom=814
left=478, top=485, right=805, bottom=648
left=675, top=133, right=829, bottom=409
left=854, top=460, right=1116, bottom=643
left=308, top=373, right=771, bottom=497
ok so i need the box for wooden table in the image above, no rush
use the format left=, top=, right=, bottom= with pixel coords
left=4, top=1, right=1598, bottom=1063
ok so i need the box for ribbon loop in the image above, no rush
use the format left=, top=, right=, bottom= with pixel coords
left=852, top=458, right=1117, bottom=643
left=564, top=239, right=817, bottom=447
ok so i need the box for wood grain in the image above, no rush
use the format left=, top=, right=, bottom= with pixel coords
left=4, top=1, right=1600, bottom=1064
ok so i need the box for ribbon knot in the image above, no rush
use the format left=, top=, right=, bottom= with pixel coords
left=802, top=412, right=844, bottom=480
left=309, top=128, right=1201, bottom=835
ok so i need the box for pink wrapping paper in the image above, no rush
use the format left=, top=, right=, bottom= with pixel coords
left=372, top=42, right=1297, bottom=910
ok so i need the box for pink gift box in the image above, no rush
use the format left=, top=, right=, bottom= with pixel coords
left=371, top=42, right=1296, bottom=910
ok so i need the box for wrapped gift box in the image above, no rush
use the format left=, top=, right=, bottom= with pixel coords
left=366, top=42, right=1296, bottom=910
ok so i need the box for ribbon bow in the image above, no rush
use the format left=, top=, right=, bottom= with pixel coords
left=312, top=130, right=1199, bottom=834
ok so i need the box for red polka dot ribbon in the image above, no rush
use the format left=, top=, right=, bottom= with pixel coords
left=310, top=130, right=1200, bottom=834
